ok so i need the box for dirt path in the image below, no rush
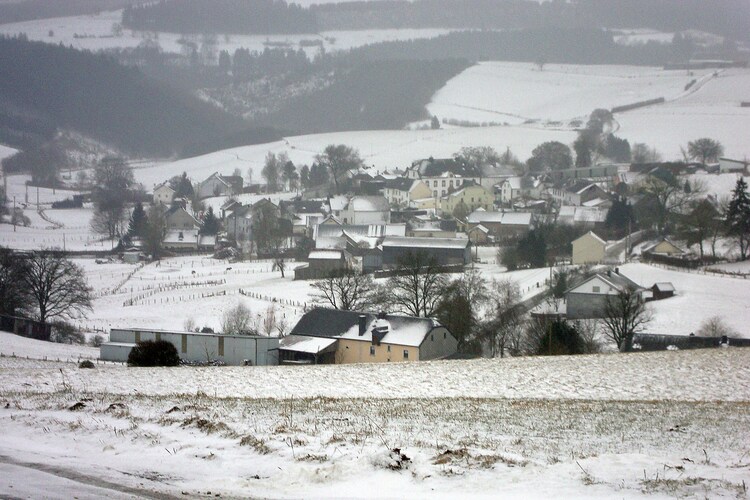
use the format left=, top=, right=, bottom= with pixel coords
left=0, top=454, right=181, bottom=500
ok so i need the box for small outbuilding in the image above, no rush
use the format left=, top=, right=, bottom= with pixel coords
left=650, top=282, right=675, bottom=301
left=101, top=328, right=279, bottom=366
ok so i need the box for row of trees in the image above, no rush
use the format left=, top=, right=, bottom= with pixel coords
left=260, top=144, right=364, bottom=195
left=309, top=253, right=647, bottom=356
left=0, top=248, right=92, bottom=325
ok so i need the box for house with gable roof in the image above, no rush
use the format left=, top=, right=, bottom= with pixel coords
left=279, top=308, right=458, bottom=364
left=197, top=172, right=243, bottom=199
left=153, top=182, right=176, bottom=205
left=383, top=178, right=432, bottom=208
left=440, top=182, right=494, bottom=216
left=565, top=269, right=644, bottom=319
left=466, top=210, right=532, bottom=240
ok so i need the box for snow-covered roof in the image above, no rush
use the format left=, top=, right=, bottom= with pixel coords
left=382, top=236, right=469, bottom=250
left=349, top=196, right=389, bottom=212
left=290, top=308, right=443, bottom=348
left=467, top=210, right=532, bottom=226
left=328, top=196, right=348, bottom=211
left=653, top=282, right=675, bottom=292
left=279, top=335, right=338, bottom=354
left=308, top=250, right=344, bottom=260
left=558, top=206, right=607, bottom=224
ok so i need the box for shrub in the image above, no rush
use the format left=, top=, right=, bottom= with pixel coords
left=89, top=334, right=104, bottom=347
left=50, top=321, right=85, bottom=344
left=79, top=360, right=95, bottom=369
left=127, top=340, right=180, bottom=367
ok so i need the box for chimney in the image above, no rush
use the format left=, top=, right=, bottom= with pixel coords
left=615, top=267, right=620, bottom=274
left=607, top=270, right=611, bottom=277
left=358, top=315, right=367, bottom=336
left=371, top=313, right=389, bottom=346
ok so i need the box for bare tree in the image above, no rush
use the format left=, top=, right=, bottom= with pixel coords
left=385, top=251, right=448, bottom=317
left=697, top=316, right=737, bottom=338
left=311, top=270, right=374, bottom=311
left=221, top=301, right=254, bottom=335
left=142, top=205, right=166, bottom=260
left=600, top=288, right=651, bottom=352
left=315, top=144, right=363, bottom=194
left=261, top=303, right=277, bottom=336
left=91, top=156, right=134, bottom=240
left=21, top=250, right=92, bottom=324
left=483, top=278, right=523, bottom=357
left=687, top=138, right=724, bottom=165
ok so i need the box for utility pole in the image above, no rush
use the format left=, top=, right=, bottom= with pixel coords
left=13, top=196, right=16, bottom=232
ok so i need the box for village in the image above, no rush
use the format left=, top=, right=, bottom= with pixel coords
left=3, top=128, right=749, bottom=368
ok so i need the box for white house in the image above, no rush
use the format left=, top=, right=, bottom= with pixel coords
left=328, top=195, right=390, bottom=225
left=197, top=172, right=243, bottom=199
left=153, top=183, right=175, bottom=205
left=565, top=269, right=643, bottom=319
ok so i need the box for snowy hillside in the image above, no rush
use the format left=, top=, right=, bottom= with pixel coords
left=133, top=126, right=577, bottom=188
left=427, top=62, right=711, bottom=125
left=0, top=10, right=451, bottom=57
left=620, top=263, right=750, bottom=338
left=426, top=62, right=750, bottom=160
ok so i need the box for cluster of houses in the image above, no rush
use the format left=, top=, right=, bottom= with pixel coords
left=142, top=153, right=749, bottom=274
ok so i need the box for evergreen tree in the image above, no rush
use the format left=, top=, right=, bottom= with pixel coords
left=127, top=202, right=148, bottom=239
left=299, top=165, right=310, bottom=188
left=726, top=177, right=750, bottom=260
left=201, top=206, right=221, bottom=235
left=605, top=197, right=636, bottom=238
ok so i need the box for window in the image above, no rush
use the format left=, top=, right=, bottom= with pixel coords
left=218, top=337, right=224, bottom=356
left=592, top=286, right=600, bottom=293
left=387, top=345, right=391, bottom=352
left=403, top=350, right=409, bottom=359
left=442, top=180, right=446, bottom=187
left=370, top=346, right=376, bottom=356
left=134, top=331, right=141, bottom=343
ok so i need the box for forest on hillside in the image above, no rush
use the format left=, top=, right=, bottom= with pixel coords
left=120, top=0, right=749, bottom=41
left=0, top=36, right=281, bottom=158
left=0, top=0, right=133, bottom=24
left=256, top=58, right=470, bottom=134
left=348, top=28, right=677, bottom=66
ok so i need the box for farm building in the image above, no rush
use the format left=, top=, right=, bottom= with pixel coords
left=279, top=308, right=457, bottom=364
left=650, top=282, right=676, bottom=301
left=466, top=210, right=532, bottom=240
left=100, top=328, right=279, bottom=366
left=381, top=237, right=470, bottom=268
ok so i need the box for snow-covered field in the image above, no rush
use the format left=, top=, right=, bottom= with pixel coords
left=0, top=9, right=451, bottom=57
left=620, top=262, right=750, bottom=338
left=425, top=62, right=750, bottom=160
left=615, top=68, right=750, bottom=160
left=427, top=62, right=713, bottom=126
left=1, top=342, right=748, bottom=499
left=0, top=175, right=114, bottom=251
left=75, top=253, right=551, bottom=335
